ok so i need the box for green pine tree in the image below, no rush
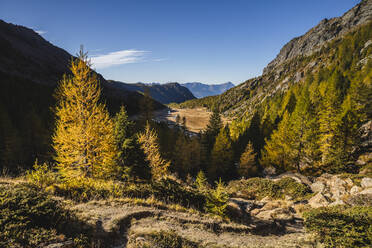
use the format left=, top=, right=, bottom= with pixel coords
left=209, top=126, right=234, bottom=181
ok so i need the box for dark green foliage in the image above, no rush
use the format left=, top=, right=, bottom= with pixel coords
left=227, top=177, right=311, bottom=201
left=205, top=179, right=229, bottom=218
left=209, top=126, right=235, bottom=181
left=174, top=21, right=372, bottom=176
left=130, top=231, right=202, bottom=248
left=151, top=178, right=206, bottom=211
left=304, top=206, right=372, bottom=248
left=0, top=184, right=89, bottom=247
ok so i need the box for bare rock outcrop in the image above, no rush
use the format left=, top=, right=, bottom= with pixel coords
left=263, top=0, right=372, bottom=75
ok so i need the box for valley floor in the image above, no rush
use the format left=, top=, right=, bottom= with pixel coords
left=152, top=107, right=230, bottom=133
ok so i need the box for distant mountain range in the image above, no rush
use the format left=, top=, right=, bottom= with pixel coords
left=181, top=82, right=235, bottom=98
left=108, top=81, right=196, bottom=104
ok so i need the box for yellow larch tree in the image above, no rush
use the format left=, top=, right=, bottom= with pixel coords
left=137, top=122, right=170, bottom=180
left=53, top=48, right=119, bottom=180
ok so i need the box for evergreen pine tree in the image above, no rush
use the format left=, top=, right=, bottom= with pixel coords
left=209, top=126, right=234, bottom=181
left=206, top=108, right=223, bottom=139
left=238, top=142, right=257, bottom=177
left=113, top=105, right=133, bottom=179
left=140, top=87, right=153, bottom=125
left=53, top=49, right=119, bottom=180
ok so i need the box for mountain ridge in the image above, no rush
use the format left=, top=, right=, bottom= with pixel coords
left=108, top=81, right=196, bottom=104
left=182, top=82, right=234, bottom=98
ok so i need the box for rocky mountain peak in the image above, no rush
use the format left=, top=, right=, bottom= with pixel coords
left=263, top=0, right=372, bottom=75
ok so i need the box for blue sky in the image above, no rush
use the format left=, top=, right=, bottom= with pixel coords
left=0, top=0, right=359, bottom=84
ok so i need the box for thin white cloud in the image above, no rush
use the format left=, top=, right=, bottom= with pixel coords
left=153, top=58, right=168, bottom=62
left=35, top=30, right=47, bottom=35
left=91, top=49, right=148, bottom=69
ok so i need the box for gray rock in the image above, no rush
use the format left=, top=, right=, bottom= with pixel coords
left=308, top=192, right=330, bottom=208
left=361, top=178, right=372, bottom=188
left=350, top=185, right=361, bottom=195
left=358, top=188, right=372, bottom=195
left=136, top=237, right=146, bottom=242
left=263, top=0, right=372, bottom=74
left=329, top=199, right=345, bottom=207
left=45, top=241, right=74, bottom=248
left=311, top=181, right=326, bottom=193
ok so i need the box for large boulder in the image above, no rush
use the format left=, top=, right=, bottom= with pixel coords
left=361, top=178, right=372, bottom=188
left=358, top=188, right=372, bottom=195
left=350, top=185, right=361, bottom=195
left=308, top=192, right=330, bottom=208
left=310, top=181, right=326, bottom=193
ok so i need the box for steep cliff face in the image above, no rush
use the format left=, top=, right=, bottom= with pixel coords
left=263, top=0, right=372, bottom=75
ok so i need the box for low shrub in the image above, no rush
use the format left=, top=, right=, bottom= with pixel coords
left=227, top=177, right=311, bottom=201
left=128, top=231, right=202, bottom=248
left=205, top=179, right=229, bottom=218
left=304, top=206, right=372, bottom=248
left=54, top=177, right=126, bottom=202
left=151, top=177, right=206, bottom=211
left=0, top=184, right=90, bottom=247
left=26, top=160, right=57, bottom=188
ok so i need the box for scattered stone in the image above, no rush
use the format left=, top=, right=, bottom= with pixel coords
left=45, top=241, right=74, bottom=248
left=329, top=200, right=345, bottom=207
left=350, top=186, right=361, bottom=195
left=136, top=237, right=146, bottom=242
left=308, top=192, right=330, bottom=208
left=358, top=188, right=372, bottom=195
left=361, top=178, right=372, bottom=188
left=310, top=181, right=325, bottom=193
left=344, top=178, right=353, bottom=187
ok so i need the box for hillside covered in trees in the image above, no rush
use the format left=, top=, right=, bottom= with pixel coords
left=0, top=20, right=165, bottom=175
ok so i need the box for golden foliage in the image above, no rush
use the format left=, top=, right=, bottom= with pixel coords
left=53, top=49, right=119, bottom=180
left=137, top=122, right=170, bottom=180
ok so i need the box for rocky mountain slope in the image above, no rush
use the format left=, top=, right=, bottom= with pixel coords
left=180, top=0, right=372, bottom=118
left=110, top=81, right=196, bottom=104
left=263, top=0, right=372, bottom=74
left=182, top=82, right=234, bottom=98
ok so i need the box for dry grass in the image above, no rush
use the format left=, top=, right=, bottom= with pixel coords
left=154, top=107, right=230, bottom=133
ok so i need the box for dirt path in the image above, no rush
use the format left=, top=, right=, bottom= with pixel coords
left=69, top=200, right=309, bottom=248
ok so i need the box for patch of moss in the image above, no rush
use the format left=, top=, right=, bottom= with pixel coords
left=304, top=206, right=372, bottom=248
